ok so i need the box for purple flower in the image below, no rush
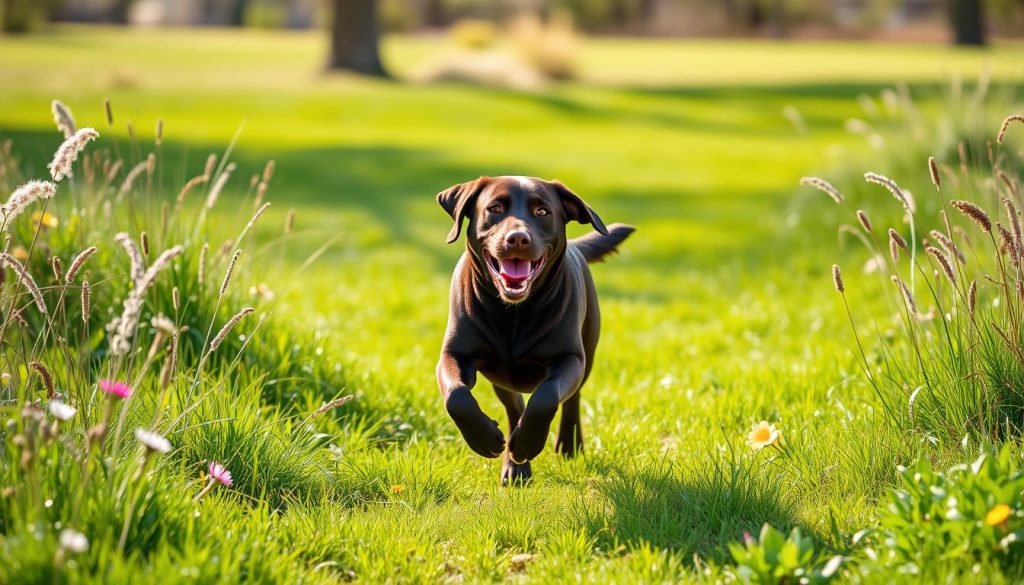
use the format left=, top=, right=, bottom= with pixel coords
left=99, top=379, right=132, bottom=399
left=209, top=461, right=233, bottom=487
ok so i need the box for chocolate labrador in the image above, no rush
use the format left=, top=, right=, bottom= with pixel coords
left=435, top=176, right=634, bottom=484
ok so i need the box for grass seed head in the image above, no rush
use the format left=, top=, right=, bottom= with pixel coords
left=210, top=307, right=255, bottom=352
left=49, top=128, right=98, bottom=182
left=1, top=252, right=47, bottom=314
left=891, top=275, right=918, bottom=316
left=176, top=175, right=207, bottom=203
left=928, top=156, right=940, bottom=191
left=832, top=264, right=844, bottom=293
left=950, top=200, right=992, bottom=233
left=799, top=176, right=844, bottom=204
left=29, top=361, right=55, bottom=399
left=856, top=210, right=872, bottom=232
left=1, top=181, right=57, bottom=229
left=220, top=249, right=242, bottom=297
left=51, top=100, right=76, bottom=139
left=81, top=281, right=90, bottom=324
left=926, top=245, right=956, bottom=284
left=968, top=280, right=977, bottom=317
left=203, top=153, right=217, bottom=181
left=929, top=229, right=966, bottom=265
left=997, top=114, right=1023, bottom=144
left=864, top=172, right=910, bottom=210
left=118, top=160, right=148, bottom=196
left=65, top=246, right=97, bottom=283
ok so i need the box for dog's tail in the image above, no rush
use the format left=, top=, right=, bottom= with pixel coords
left=571, top=223, right=636, bottom=264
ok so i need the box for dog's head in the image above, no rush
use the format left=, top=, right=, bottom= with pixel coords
left=437, top=176, right=607, bottom=304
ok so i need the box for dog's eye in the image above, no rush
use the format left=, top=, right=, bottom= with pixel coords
left=487, top=203, right=504, bottom=214
left=535, top=207, right=550, bottom=217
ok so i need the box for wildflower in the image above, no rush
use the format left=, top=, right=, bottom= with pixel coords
left=746, top=421, right=780, bottom=451
left=31, top=210, right=58, bottom=230
left=12, top=246, right=28, bottom=261
left=99, top=379, right=132, bottom=399
left=58, top=528, right=89, bottom=553
left=134, top=428, right=172, bottom=454
left=209, top=461, right=233, bottom=486
left=48, top=399, right=76, bottom=421
left=985, top=503, right=1012, bottom=527
left=391, top=484, right=406, bottom=494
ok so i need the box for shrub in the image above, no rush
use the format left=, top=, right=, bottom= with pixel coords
left=728, top=523, right=843, bottom=584
left=854, top=444, right=1024, bottom=578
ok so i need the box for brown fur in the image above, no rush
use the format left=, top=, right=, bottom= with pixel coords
left=435, top=176, right=634, bottom=485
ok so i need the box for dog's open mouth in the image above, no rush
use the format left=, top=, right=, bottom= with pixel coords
left=485, top=254, right=546, bottom=300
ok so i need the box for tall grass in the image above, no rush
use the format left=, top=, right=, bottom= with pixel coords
left=0, top=101, right=353, bottom=582
left=803, top=80, right=1024, bottom=446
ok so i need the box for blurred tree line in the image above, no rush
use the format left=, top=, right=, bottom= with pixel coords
left=5, top=0, right=1023, bottom=40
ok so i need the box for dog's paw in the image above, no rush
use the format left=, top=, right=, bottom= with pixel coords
left=501, top=454, right=532, bottom=487
left=445, top=389, right=505, bottom=458
left=508, top=395, right=557, bottom=463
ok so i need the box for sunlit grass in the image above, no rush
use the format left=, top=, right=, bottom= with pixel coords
left=0, top=25, right=1023, bottom=582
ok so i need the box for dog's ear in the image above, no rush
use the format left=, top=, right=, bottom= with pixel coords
left=437, top=176, right=491, bottom=244
left=549, top=180, right=609, bottom=235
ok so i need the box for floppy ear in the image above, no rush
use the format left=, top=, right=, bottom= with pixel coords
left=549, top=180, right=609, bottom=235
left=437, top=176, right=491, bottom=244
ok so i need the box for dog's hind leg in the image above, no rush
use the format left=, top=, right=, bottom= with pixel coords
left=554, top=389, right=583, bottom=458
left=494, top=386, right=532, bottom=486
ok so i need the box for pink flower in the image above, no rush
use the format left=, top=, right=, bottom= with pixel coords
left=209, top=461, right=232, bottom=486
left=99, top=379, right=132, bottom=399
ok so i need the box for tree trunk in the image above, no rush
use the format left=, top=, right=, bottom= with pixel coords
left=949, top=0, right=986, bottom=45
left=423, top=0, right=445, bottom=27
left=328, top=0, right=387, bottom=76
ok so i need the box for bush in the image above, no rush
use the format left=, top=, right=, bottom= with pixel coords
left=853, top=444, right=1024, bottom=578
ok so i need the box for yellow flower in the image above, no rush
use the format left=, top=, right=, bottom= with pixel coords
left=31, top=210, right=58, bottom=230
left=985, top=503, right=1011, bottom=526
left=11, top=246, right=28, bottom=261
left=746, top=421, right=780, bottom=451
left=390, top=484, right=406, bottom=494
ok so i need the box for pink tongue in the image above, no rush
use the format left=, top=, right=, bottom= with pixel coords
left=500, top=258, right=530, bottom=279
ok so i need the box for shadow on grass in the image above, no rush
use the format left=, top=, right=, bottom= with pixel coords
left=577, top=455, right=803, bottom=563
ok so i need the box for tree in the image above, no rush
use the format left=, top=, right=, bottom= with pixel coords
left=328, top=0, right=387, bottom=77
left=950, top=0, right=986, bottom=45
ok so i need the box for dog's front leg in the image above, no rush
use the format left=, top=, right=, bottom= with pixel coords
left=436, top=352, right=505, bottom=458
left=508, top=354, right=584, bottom=463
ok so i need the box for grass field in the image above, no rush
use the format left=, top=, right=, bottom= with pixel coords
left=1, top=26, right=1023, bottom=583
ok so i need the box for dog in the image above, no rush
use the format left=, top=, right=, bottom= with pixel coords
left=435, top=176, right=634, bottom=484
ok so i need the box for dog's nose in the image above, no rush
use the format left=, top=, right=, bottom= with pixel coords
left=505, top=230, right=531, bottom=248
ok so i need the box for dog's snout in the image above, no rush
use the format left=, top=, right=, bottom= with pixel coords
left=505, top=230, right=531, bottom=248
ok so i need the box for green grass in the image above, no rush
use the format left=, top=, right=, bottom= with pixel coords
left=1, top=25, right=1024, bottom=582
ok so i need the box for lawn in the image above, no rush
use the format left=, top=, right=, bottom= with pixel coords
left=1, top=26, right=1023, bottom=583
